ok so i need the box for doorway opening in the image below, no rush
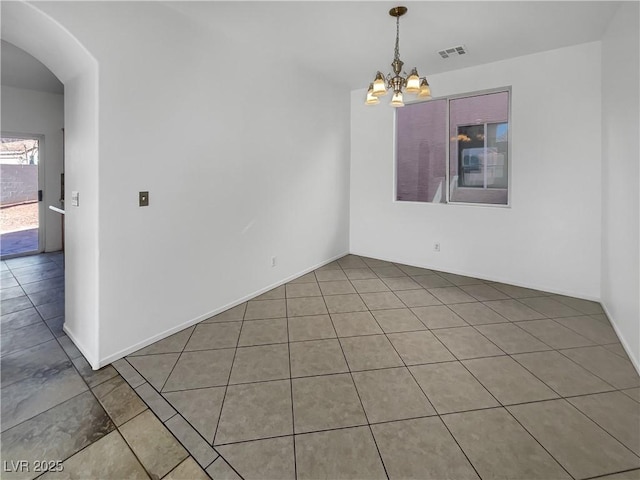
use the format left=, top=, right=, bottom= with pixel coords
left=0, top=134, right=44, bottom=258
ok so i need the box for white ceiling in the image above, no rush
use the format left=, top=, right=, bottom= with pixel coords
left=164, top=1, right=620, bottom=90
left=1, top=40, right=64, bottom=94
left=1, top=2, right=620, bottom=94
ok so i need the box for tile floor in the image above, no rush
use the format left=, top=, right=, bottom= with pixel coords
left=0, top=228, right=39, bottom=257
left=2, top=253, right=640, bottom=479
left=1, top=253, right=209, bottom=479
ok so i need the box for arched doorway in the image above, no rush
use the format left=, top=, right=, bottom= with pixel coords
left=2, top=1, right=101, bottom=367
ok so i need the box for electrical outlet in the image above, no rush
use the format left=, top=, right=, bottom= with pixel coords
left=434, top=242, right=441, bottom=252
left=271, top=256, right=277, bottom=267
left=71, top=191, right=79, bottom=207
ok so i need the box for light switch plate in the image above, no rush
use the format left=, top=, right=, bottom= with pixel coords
left=139, top=191, right=149, bottom=207
left=71, top=191, right=79, bottom=207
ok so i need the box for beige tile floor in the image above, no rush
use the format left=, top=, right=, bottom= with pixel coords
left=116, top=254, right=640, bottom=479
left=3, top=253, right=640, bottom=479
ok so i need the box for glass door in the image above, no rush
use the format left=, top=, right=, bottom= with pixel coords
left=1, top=135, right=43, bottom=257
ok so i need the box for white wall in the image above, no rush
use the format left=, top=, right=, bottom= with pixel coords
left=62, top=69, right=100, bottom=367
left=351, top=42, right=602, bottom=300
left=1, top=85, right=64, bottom=252
left=601, top=2, right=640, bottom=370
left=12, top=2, right=350, bottom=366
left=3, top=1, right=102, bottom=368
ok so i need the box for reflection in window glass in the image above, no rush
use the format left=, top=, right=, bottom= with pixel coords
left=449, top=91, right=509, bottom=204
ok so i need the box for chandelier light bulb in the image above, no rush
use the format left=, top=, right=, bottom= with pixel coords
left=418, top=78, right=432, bottom=99
left=390, top=90, right=404, bottom=107
left=406, top=68, right=420, bottom=93
left=366, top=84, right=380, bottom=105
left=372, top=72, right=387, bottom=96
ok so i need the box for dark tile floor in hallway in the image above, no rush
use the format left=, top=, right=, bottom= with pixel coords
left=1, top=253, right=210, bottom=479
left=0, top=228, right=39, bottom=257
left=2, top=253, right=639, bottom=479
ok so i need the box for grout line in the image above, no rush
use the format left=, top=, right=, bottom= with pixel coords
left=156, top=325, right=199, bottom=393
left=0, top=389, right=88, bottom=436
left=4, top=258, right=56, bottom=273
left=316, top=263, right=391, bottom=480
left=29, top=261, right=160, bottom=478
left=583, top=467, right=640, bottom=480
left=284, top=285, right=297, bottom=480
left=71, top=316, right=640, bottom=396
left=125, top=367, right=221, bottom=474
left=115, top=408, right=177, bottom=480
left=555, top=346, right=634, bottom=390
left=561, top=396, right=640, bottom=460
left=14, top=272, right=66, bottom=286
left=113, top=368, right=218, bottom=478
left=211, top=454, right=245, bottom=479
left=512, top=317, right=595, bottom=346
left=15, top=258, right=205, bottom=479
left=430, top=350, right=576, bottom=480
left=0, top=333, right=55, bottom=360
left=509, top=353, right=615, bottom=397
left=210, top=422, right=400, bottom=448
left=362, top=282, right=485, bottom=480
left=502, top=406, right=578, bottom=479
left=209, top=299, right=248, bottom=450
left=203, top=457, right=216, bottom=471
left=2, top=256, right=183, bottom=478
left=553, top=317, right=618, bottom=343
left=9, top=253, right=636, bottom=479
left=357, top=270, right=582, bottom=480
left=437, top=413, right=485, bottom=480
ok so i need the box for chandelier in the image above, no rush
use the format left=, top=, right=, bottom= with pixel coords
left=366, top=6, right=432, bottom=107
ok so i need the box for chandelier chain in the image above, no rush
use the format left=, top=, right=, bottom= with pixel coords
left=394, top=14, right=400, bottom=62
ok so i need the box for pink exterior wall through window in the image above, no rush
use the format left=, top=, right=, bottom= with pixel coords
left=396, top=99, right=447, bottom=203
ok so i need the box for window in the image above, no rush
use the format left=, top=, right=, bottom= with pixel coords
left=396, top=89, right=510, bottom=206
left=396, top=99, right=447, bottom=203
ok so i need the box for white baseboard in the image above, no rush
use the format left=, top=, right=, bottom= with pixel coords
left=82, top=249, right=636, bottom=373
left=349, top=250, right=602, bottom=302
left=95, top=251, right=349, bottom=369
left=352, top=250, right=639, bottom=372
left=601, top=303, right=640, bottom=375
left=62, top=324, right=99, bottom=369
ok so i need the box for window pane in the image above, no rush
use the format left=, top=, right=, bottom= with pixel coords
left=396, top=99, right=447, bottom=203
left=449, top=91, right=509, bottom=205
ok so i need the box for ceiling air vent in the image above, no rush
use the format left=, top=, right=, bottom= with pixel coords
left=438, top=45, right=467, bottom=59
